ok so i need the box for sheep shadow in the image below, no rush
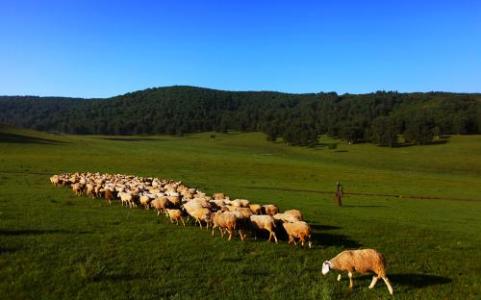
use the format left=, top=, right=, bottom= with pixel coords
left=311, top=232, right=361, bottom=248
left=357, top=273, right=452, bottom=288
left=310, top=224, right=341, bottom=231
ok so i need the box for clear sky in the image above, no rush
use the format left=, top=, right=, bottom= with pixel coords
left=0, top=0, right=480, bottom=98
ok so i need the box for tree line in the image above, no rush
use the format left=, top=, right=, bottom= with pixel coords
left=1, top=86, right=480, bottom=147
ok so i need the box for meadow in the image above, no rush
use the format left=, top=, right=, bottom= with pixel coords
left=1, top=126, right=481, bottom=299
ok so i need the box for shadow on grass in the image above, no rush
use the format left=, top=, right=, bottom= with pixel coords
left=0, top=229, right=91, bottom=236
left=0, top=132, right=65, bottom=145
left=358, top=273, right=452, bottom=288
left=311, top=232, right=361, bottom=248
left=310, top=224, right=341, bottom=231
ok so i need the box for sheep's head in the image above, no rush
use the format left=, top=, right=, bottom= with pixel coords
left=321, top=261, right=331, bottom=275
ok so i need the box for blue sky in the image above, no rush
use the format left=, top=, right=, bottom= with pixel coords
left=0, top=0, right=480, bottom=98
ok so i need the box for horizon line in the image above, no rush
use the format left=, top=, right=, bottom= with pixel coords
left=1, top=84, right=481, bottom=99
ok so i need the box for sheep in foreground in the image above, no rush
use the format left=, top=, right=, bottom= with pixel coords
left=282, top=221, right=312, bottom=248
left=322, top=249, right=394, bottom=295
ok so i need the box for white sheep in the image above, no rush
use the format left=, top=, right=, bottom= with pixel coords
left=322, top=249, right=394, bottom=295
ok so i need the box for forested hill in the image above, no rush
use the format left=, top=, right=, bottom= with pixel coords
left=1, top=86, right=480, bottom=147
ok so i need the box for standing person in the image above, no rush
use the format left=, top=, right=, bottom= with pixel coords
left=335, top=181, right=343, bottom=206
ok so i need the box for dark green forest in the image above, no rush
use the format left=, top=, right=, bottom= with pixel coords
left=1, top=86, right=480, bottom=147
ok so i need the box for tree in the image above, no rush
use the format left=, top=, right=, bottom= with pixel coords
left=371, top=116, right=399, bottom=147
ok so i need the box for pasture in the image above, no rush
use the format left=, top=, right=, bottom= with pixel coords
left=1, top=126, right=481, bottom=299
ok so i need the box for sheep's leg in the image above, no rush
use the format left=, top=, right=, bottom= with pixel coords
left=181, top=218, right=186, bottom=227
left=369, top=276, right=379, bottom=289
left=337, top=274, right=342, bottom=281
left=272, top=231, right=278, bottom=244
left=239, top=229, right=245, bottom=241
left=288, top=235, right=294, bottom=245
left=348, top=272, right=354, bottom=289
left=228, top=229, right=233, bottom=241
left=382, top=276, right=394, bottom=295
left=211, top=225, right=217, bottom=236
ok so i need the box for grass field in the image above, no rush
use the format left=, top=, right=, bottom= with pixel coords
left=1, top=127, right=481, bottom=299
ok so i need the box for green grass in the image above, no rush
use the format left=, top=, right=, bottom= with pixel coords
left=1, top=127, right=481, bottom=299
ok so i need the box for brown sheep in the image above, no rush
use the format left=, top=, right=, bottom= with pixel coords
left=103, top=188, right=115, bottom=205
left=249, top=215, right=278, bottom=243
left=282, top=221, right=312, bottom=248
left=322, top=249, right=394, bottom=295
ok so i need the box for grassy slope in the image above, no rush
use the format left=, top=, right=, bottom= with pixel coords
left=1, top=127, right=480, bottom=299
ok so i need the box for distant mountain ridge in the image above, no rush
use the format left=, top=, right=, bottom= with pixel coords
left=1, top=86, right=480, bottom=147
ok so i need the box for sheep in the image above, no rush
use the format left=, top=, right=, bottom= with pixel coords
left=103, top=188, right=115, bottom=205
left=229, top=207, right=252, bottom=240
left=167, top=195, right=181, bottom=207
left=211, top=211, right=237, bottom=240
left=151, top=197, right=170, bottom=215
left=249, top=204, right=262, bottom=215
left=139, top=194, right=153, bottom=209
left=249, top=215, right=278, bottom=243
left=50, top=175, right=60, bottom=186
left=273, top=213, right=301, bottom=223
left=165, top=209, right=185, bottom=226
left=85, top=182, right=95, bottom=198
left=282, top=221, right=312, bottom=248
left=213, top=193, right=225, bottom=200
left=189, top=207, right=212, bottom=229
left=284, top=209, right=303, bottom=221
left=119, top=192, right=134, bottom=208
left=321, top=249, right=394, bottom=295
left=72, top=183, right=82, bottom=196
left=262, top=204, right=279, bottom=216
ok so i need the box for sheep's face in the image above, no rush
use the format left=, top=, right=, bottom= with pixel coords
left=322, top=261, right=331, bottom=275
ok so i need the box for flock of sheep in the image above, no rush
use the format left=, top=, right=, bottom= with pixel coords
left=49, top=172, right=394, bottom=295
left=50, top=172, right=312, bottom=247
